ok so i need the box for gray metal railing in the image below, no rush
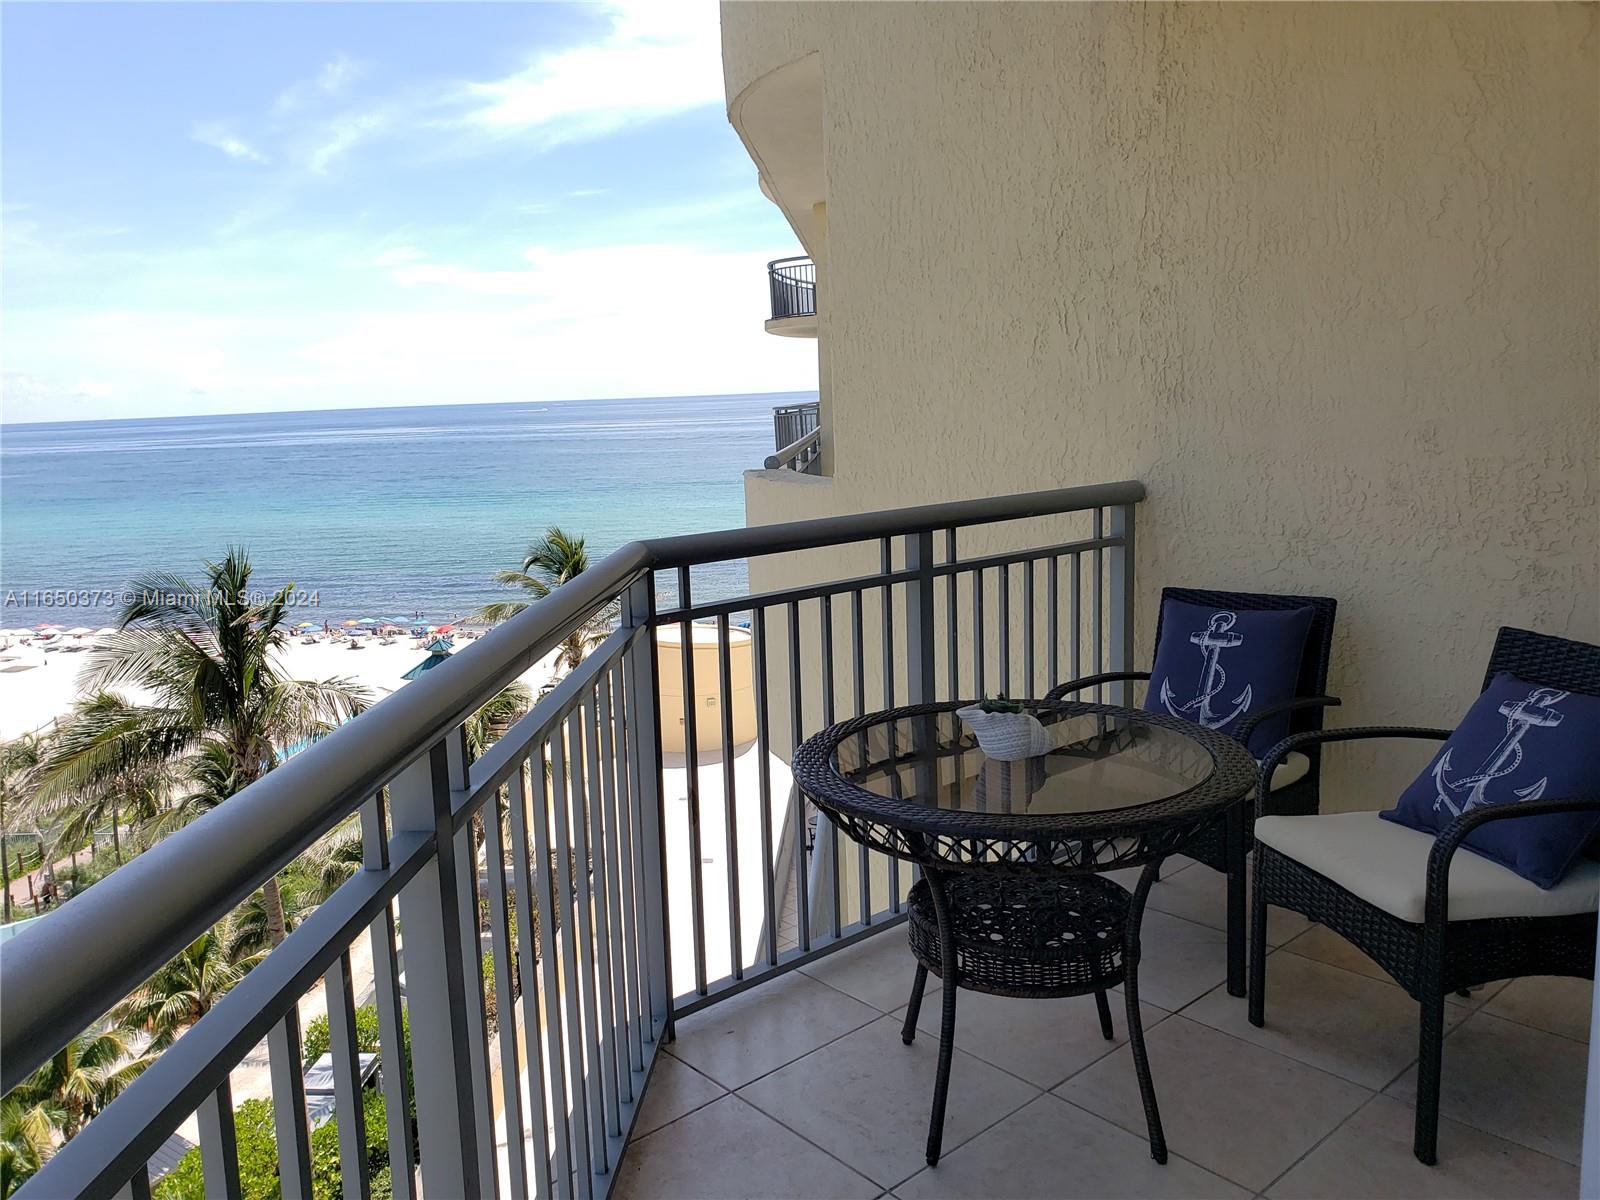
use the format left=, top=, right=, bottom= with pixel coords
left=2, top=480, right=1142, bottom=1200
left=768, top=401, right=821, bottom=474
left=767, top=256, right=815, bottom=322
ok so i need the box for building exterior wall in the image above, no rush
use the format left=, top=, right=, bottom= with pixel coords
left=727, top=1, right=1599, bottom=807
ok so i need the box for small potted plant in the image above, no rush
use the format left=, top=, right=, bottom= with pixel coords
left=955, top=695, right=1055, bottom=760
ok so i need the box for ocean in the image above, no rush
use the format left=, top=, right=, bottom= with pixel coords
left=0, top=392, right=813, bottom=628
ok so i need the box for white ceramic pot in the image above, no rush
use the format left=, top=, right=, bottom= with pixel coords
left=955, top=705, right=1056, bottom=761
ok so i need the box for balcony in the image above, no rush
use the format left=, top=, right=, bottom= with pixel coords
left=765, top=399, right=821, bottom=474
left=619, top=888, right=1591, bottom=1199
left=1, top=482, right=1590, bottom=1200
left=765, top=257, right=817, bottom=337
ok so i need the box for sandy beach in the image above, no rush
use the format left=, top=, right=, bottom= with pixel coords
left=0, top=629, right=561, bottom=742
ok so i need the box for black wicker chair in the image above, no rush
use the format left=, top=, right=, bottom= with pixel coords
left=1248, top=626, right=1600, bottom=1165
left=1044, top=587, right=1340, bottom=995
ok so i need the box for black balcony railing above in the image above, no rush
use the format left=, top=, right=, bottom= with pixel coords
left=767, top=256, right=816, bottom=322
left=1, top=480, right=1143, bottom=1200
left=767, top=400, right=821, bottom=474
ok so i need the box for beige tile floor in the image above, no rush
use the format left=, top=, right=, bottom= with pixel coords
left=617, top=857, right=1592, bottom=1200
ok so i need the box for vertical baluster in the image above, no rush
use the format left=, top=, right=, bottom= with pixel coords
left=485, top=789, right=528, bottom=1200
left=751, top=608, right=779, bottom=966
left=550, top=729, right=593, bottom=1199
left=786, top=600, right=810, bottom=952
left=624, top=576, right=671, bottom=1037
left=715, top=616, right=743, bottom=977
left=879, top=539, right=895, bottom=708
left=999, top=562, right=1012, bottom=696
left=850, top=589, right=871, bottom=925
left=973, top=567, right=986, bottom=698
left=1093, top=508, right=1105, bottom=698
left=568, top=706, right=610, bottom=1176
left=197, top=1079, right=242, bottom=1200
left=327, top=949, right=372, bottom=1200
left=448, top=731, right=498, bottom=1199
left=532, top=738, right=576, bottom=1198
left=582, top=689, right=622, bottom=1144
left=612, top=660, right=648, bottom=1068
left=1108, top=504, right=1137, bottom=706
left=677, top=568, right=707, bottom=995
left=945, top=529, right=959, bottom=702
left=113, top=1166, right=151, bottom=1200
left=597, top=672, right=635, bottom=1101
left=818, top=596, right=840, bottom=939
left=361, top=795, right=416, bottom=1200
left=1047, top=555, right=1061, bottom=690
left=267, top=1010, right=313, bottom=1200
left=1071, top=554, right=1083, bottom=683
left=508, top=762, right=555, bottom=1200
left=1024, top=559, right=1036, bottom=698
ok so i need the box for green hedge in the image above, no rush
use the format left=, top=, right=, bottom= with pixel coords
left=153, top=1092, right=394, bottom=1200
left=301, top=1006, right=387, bottom=1070
left=156, top=1002, right=414, bottom=1200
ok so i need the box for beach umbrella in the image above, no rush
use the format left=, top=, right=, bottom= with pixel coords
left=358, top=618, right=379, bottom=625
left=435, top=623, right=455, bottom=634
left=65, top=627, right=93, bottom=637
left=96, top=627, right=117, bottom=636
left=401, top=638, right=454, bottom=681
left=342, top=619, right=360, bottom=627
left=295, top=621, right=318, bottom=630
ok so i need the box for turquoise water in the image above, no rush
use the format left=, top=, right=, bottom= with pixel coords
left=0, top=392, right=813, bottom=626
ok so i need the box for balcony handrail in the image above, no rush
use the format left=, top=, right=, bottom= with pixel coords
left=3, top=479, right=1144, bottom=1200
left=767, top=256, right=816, bottom=322
left=766, top=255, right=815, bottom=277
left=0, top=479, right=1143, bottom=1090
left=764, top=426, right=822, bottom=470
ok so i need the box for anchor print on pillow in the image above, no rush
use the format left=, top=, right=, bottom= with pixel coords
left=1142, top=599, right=1314, bottom=755
left=1384, top=673, right=1600, bottom=889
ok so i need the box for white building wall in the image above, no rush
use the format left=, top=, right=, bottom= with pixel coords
left=726, top=1, right=1598, bottom=807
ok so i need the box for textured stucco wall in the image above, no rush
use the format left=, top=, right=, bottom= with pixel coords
left=727, top=1, right=1599, bottom=807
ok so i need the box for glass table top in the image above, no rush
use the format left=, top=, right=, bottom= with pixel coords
left=831, top=707, right=1218, bottom=819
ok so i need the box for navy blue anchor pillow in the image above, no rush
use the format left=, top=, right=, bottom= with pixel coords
left=1382, top=674, right=1600, bottom=888
left=1143, top=599, right=1314, bottom=756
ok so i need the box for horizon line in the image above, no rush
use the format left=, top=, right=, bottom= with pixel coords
left=0, top=387, right=821, bottom=430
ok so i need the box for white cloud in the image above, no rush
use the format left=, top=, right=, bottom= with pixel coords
left=372, top=245, right=427, bottom=267
left=306, top=109, right=390, bottom=173
left=275, top=54, right=366, bottom=113
left=459, top=0, right=723, bottom=147
left=2, top=239, right=815, bottom=422
left=190, top=121, right=268, bottom=164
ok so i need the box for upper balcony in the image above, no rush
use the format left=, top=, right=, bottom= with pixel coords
left=1, top=481, right=1591, bottom=1200
left=765, top=257, right=817, bottom=337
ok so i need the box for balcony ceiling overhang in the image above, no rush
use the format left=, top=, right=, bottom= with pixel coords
left=729, top=52, right=824, bottom=255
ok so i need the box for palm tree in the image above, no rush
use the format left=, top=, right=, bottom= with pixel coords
left=114, top=912, right=266, bottom=1052
left=1, top=1093, right=57, bottom=1197
left=25, top=707, right=166, bottom=869
left=0, top=735, right=41, bottom=922
left=8, top=1023, right=147, bottom=1143
left=474, top=527, right=617, bottom=670
left=33, top=549, right=372, bottom=946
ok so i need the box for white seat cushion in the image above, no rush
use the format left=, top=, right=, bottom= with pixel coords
left=1263, top=751, right=1310, bottom=792
left=1254, top=810, right=1600, bottom=924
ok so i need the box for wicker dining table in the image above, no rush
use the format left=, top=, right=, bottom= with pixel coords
left=791, top=699, right=1258, bottom=1167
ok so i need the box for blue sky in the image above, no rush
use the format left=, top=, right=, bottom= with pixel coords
left=1, top=1, right=817, bottom=423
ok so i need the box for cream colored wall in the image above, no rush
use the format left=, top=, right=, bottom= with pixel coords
left=728, top=1, right=1599, bottom=809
